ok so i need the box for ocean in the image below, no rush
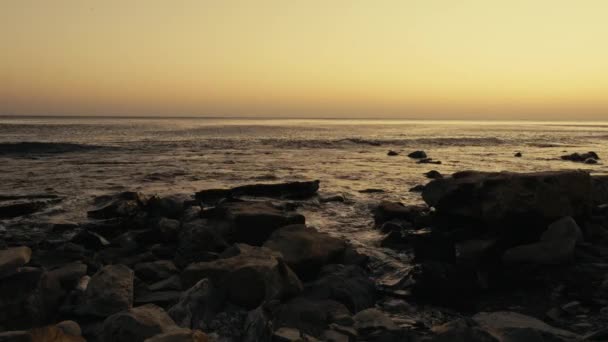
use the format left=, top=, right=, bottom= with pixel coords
left=1, top=117, right=607, bottom=264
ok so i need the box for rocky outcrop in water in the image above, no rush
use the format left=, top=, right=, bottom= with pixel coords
left=195, top=180, right=320, bottom=204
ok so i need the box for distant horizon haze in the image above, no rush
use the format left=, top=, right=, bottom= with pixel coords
left=2, top=0, right=608, bottom=120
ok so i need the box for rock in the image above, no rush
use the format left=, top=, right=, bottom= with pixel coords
left=156, top=218, right=181, bottom=242
left=263, top=224, right=347, bottom=280
left=585, top=158, right=598, bottom=164
left=168, top=279, right=224, bottom=331
left=503, top=216, right=583, bottom=265
left=146, top=194, right=193, bottom=219
left=561, top=151, right=600, bottom=163
left=387, top=150, right=399, bottom=156
left=135, top=291, right=182, bottom=308
left=174, top=219, right=228, bottom=268
left=417, top=158, right=442, bottom=164
left=78, top=264, right=134, bottom=317
left=407, top=261, right=480, bottom=307
left=144, top=329, right=209, bottom=342
left=592, top=176, right=608, bottom=205
left=409, top=185, right=425, bottom=192
left=273, top=327, right=318, bottom=342
left=408, top=151, right=427, bottom=159
left=181, top=245, right=302, bottom=308
left=195, top=180, right=320, bottom=203
left=29, top=325, right=86, bottom=341
left=70, top=230, right=110, bottom=250
left=304, top=264, right=376, bottom=313
left=425, top=170, right=443, bottom=179
left=422, top=170, right=593, bottom=224
left=148, top=275, right=182, bottom=292
left=56, top=320, right=83, bottom=336
left=47, top=262, right=87, bottom=290
left=472, top=311, right=579, bottom=341
left=0, top=246, right=32, bottom=278
left=561, top=301, right=582, bottom=315
left=103, top=304, right=179, bottom=342
left=514, top=152, right=522, bottom=157
left=0, top=201, right=48, bottom=219
left=320, top=195, right=345, bottom=203
left=353, top=308, right=397, bottom=332
left=359, top=189, right=385, bottom=194
left=373, top=201, right=427, bottom=224
left=430, top=319, right=498, bottom=342
left=321, top=329, right=350, bottom=342
left=0, top=267, right=43, bottom=328
left=135, top=261, right=178, bottom=282
left=243, top=306, right=273, bottom=342
left=0, top=331, right=32, bottom=342
left=411, top=229, right=456, bottom=262
left=203, top=201, right=304, bottom=246
left=274, top=298, right=352, bottom=337
left=88, top=191, right=148, bottom=220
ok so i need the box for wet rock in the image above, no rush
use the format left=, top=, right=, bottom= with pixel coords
left=408, top=151, right=427, bottom=159
left=514, top=152, right=522, bottom=157
left=585, top=158, right=598, bottom=164
left=156, top=218, right=181, bottom=242
left=274, top=298, right=352, bottom=337
left=411, top=229, right=456, bottom=262
left=423, top=170, right=593, bottom=224
left=429, top=319, right=498, bottom=342
left=0, top=246, right=32, bottom=278
left=88, top=191, right=148, bottom=220
left=56, top=320, right=83, bottom=336
left=102, top=304, right=179, bottom=342
left=417, top=158, right=442, bottom=164
left=146, top=194, right=193, bottom=219
left=353, top=308, right=405, bottom=341
left=359, top=189, right=385, bottom=194
left=174, top=219, right=228, bottom=268
left=425, top=170, right=443, bottom=179
left=144, top=329, right=209, bottom=342
left=561, top=151, right=600, bottom=163
left=304, top=264, right=376, bottom=313
left=320, top=195, right=345, bottom=203
left=503, top=216, right=583, bottom=264
left=202, top=201, right=305, bottom=246
left=472, top=311, right=580, bottom=341
left=181, top=245, right=302, bottom=308
left=409, top=185, right=425, bottom=192
left=70, top=230, right=110, bottom=250
left=273, top=327, right=318, bottom=342
left=0, top=201, right=48, bottom=219
left=195, top=180, right=320, bottom=203
left=29, top=325, right=86, bottom=341
left=47, top=262, right=87, bottom=290
left=135, top=291, right=182, bottom=308
left=408, top=261, right=480, bottom=307
left=263, top=224, right=347, bottom=280
left=168, top=279, right=224, bottom=331
left=148, top=275, right=182, bottom=292
left=387, top=150, right=399, bottom=156
left=242, top=306, right=273, bottom=342
left=135, top=260, right=178, bottom=283
left=373, top=201, right=427, bottom=224
left=78, top=264, right=134, bottom=317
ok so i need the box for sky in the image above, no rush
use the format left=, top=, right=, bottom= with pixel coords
left=1, top=0, right=608, bottom=119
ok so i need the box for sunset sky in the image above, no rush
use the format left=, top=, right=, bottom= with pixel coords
left=2, top=0, right=608, bottom=119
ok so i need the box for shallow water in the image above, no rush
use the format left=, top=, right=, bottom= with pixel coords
left=1, top=117, right=607, bottom=250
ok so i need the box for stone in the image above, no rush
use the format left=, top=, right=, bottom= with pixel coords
left=195, top=180, right=320, bottom=203
left=320, top=195, right=345, bottom=203
left=156, top=218, right=181, bottom=242
left=561, top=151, right=599, bottom=162
left=29, top=325, right=86, bottom=342
left=472, top=311, right=579, bottom=341
left=0, top=267, right=43, bottom=328
left=70, top=230, right=110, bottom=250
left=422, top=170, right=593, bottom=224
left=274, top=298, right=352, bottom=337
left=430, top=319, right=497, bottom=342
left=373, top=201, right=427, bottom=224
left=103, top=304, right=179, bottom=342
left=263, top=224, right=347, bottom=280
left=56, top=320, right=83, bottom=336
left=0, top=201, right=48, bottom=219
left=561, top=301, right=582, bottom=315
left=203, top=201, right=305, bottom=246
left=88, top=191, right=148, bottom=219
left=135, top=260, right=178, bottom=282
left=514, top=152, right=522, bottom=157
left=304, top=264, right=376, bottom=313
left=417, top=158, right=442, bottom=164
left=148, top=275, right=182, bottom=292
left=408, top=151, right=427, bottom=159
left=181, top=245, right=302, bottom=308
left=47, top=262, right=87, bottom=290
left=353, top=308, right=397, bottom=333
left=174, top=219, right=228, bottom=268
left=409, top=185, right=425, bottom=192
left=387, top=150, right=399, bottom=156
left=146, top=194, right=193, bottom=219
left=0, top=246, right=32, bottom=278
left=273, top=327, right=318, bottom=342
left=144, top=329, right=209, bottom=342
left=425, top=170, right=443, bottom=179
left=78, top=264, right=134, bottom=317
left=0, top=331, right=32, bottom=342
left=168, top=279, right=224, bottom=331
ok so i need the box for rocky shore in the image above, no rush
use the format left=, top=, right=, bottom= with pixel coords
left=1, top=172, right=608, bottom=341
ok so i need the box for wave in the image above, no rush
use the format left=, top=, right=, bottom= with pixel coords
left=0, top=142, right=116, bottom=156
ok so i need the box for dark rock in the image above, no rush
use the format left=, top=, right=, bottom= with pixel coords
left=353, top=308, right=397, bottom=333
left=263, top=224, right=347, bottom=280
left=274, top=298, right=351, bottom=337
left=0, top=246, right=32, bottom=278
left=135, top=261, right=178, bottom=283
left=146, top=194, right=193, bottom=219
left=409, top=185, right=425, bottom=192
left=0, top=331, right=32, bottom=342
left=273, top=327, right=318, bottom=342
left=359, top=189, right=385, bottom=194
left=70, top=230, right=110, bottom=250
left=168, top=279, right=224, bottom=331
left=411, top=229, right=456, bottom=262
left=144, top=329, right=209, bottom=342
left=561, top=151, right=599, bottom=162
left=514, top=152, right=522, bottom=158
left=56, top=320, right=83, bottom=336
left=320, top=195, right=345, bottom=203
left=88, top=191, right=148, bottom=220
left=78, top=264, right=134, bottom=317
left=423, top=170, right=593, bottom=224
left=417, top=158, right=442, bottom=164
left=0, top=201, right=48, bottom=219
left=387, top=150, right=399, bottom=156
left=243, top=306, right=273, bottom=342
left=425, top=170, right=443, bottom=179
left=181, top=244, right=302, bottom=308
left=373, top=201, right=427, bottom=224
left=47, top=262, right=88, bottom=291
left=174, top=219, right=228, bottom=268
left=429, top=319, right=498, bottom=342
left=202, top=201, right=304, bottom=246
left=408, top=151, right=427, bottom=159
left=102, top=304, right=179, bottom=342
left=135, top=291, right=182, bottom=308
left=407, top=262, right=480, bottom=307
left=156, top=218, right=181, bottom=242
left=585, top=158, right=599, bottom=164
left=304, top=264, right=376, bottom=313
left=148, top=275, right=182, bottom=292
left=593, top=175, right=608, bottom=205
left=472, top=311, right=579, bottom=341
left=195, top=180, right=320, bottom=203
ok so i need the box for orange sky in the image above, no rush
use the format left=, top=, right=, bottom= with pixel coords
left=2, top=0, right=608, bottom=119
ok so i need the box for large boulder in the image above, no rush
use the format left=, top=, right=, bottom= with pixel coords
left=88, top=191, right=148, bottom=220
left=195, top=180, right=320, bottom=203
left=168, top=279, right=224, bottom=331
left=102, top=304, right=179, bottom=342
left=174, top=219, right=229, bottom=268
left=502, top=216, right=583, bottom=265
left=78, top=264, right=134, bottom=317
left=181, top=244, right=302, bottom=308
left=472, top=311, right=579, bottom=341
left=202, top=201, right=304, bottom=246
left=263, top=225, right=347, bottom=280
left=422, top=171, right=593, bottom=224
left=0, top=246, right=32, bottom=278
